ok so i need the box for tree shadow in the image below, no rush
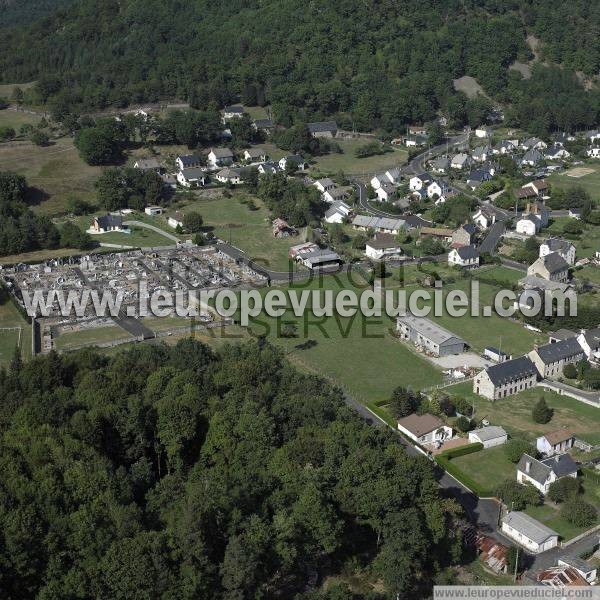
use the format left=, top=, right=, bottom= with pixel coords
left=294, top=339, right=317, bottom=351
left=25, top=186, right=50, bottom=206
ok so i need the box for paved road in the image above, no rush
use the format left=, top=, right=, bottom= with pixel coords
left=123, top=220, right=180, bottom=243
left=500, top=258, right=527, bottom=271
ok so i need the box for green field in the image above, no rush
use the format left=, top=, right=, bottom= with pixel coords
left=0, top=136, right=103, bottom=215
left=451, top=446, right=516, bottom=494
left=547, top=163, right=600, bottom=202
left=308, top=138, right=407, bottom=176
left=577, top=265, right=600, bottom=284
left=94, top=225, right=174, bottom=248
left=181, top=192, right=302, bottom=271
left=544, top=219, right=600, bottom=260
left=0, top=108, right=42, bottom=130
left=54, top=325, right=131, bottom=350
left=474, top=265, right=524, bottom=285
left=445, top=383, right=600, bottom=442
left=0, top=291, right=32, bottom=365
left=524, top=504, right=588, bottom=541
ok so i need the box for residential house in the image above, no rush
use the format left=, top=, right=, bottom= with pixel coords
left=384, top=167, right=402, bottom=184
left=427, top=180, right=450, bottom=201
left=587, top=147, right=600, bottom=159
left=177, top=167, right=207, bottom=188
left=375, top=183, right=396, bottom=202
left=473, top=356, right=538, bottom=400
left=521, top=137, right=547, bottom=151
left=404, top=134, right=428, bottom=147
left=514, top=185, right=538, bottom=201
left=352, top=215, right=407, bottom=235
left=207, top=148, right=234, bottom=170
left=472, top=206, right=497, bottom=230
left=176, top=154, right=201, bottom=171
left=420, top=227, right=454, bottom=243
left=545, top=143, right=570, bottom=160
left=468, top=426, right=508, bottom=448
left=521, top=148, right=544, bottom=167
left=278, top=155, right=307, bottom=171
left=167, top=211, right=185, bottom=229
left=252, top=119, right=274, bottom=134
left=448, top=245, right=480, bottom=268
left=403, top=215, right=432, bottom=230
left=537, top=430, right=575, bottom=457
left=451, top=153, right=472, bottom=170
left=466, top=168, right=492, bottom=190
left=370, top=174, right=388, bottom=190
left=243, top=148, right=267, bottom=162
left=409, top=173, right=432, bottom=191
left=272, top=218, right=296, bottom=238
left=524, top=179, right=549, bottom=197
left=524, top=200, right=549, bottom=228
left=396, top=413, right=453, bottom=445
left=365, top=233, right=403, bottom=260
left=133, top=158, right=161, bottom=172
left=430, top=156, right=450, bottom=173
left=144, top=206, right=164, bottom=216
left=452, top=223, right=477, bottom=247
left=221, top=105, right=244, bottom=121
left=527, top=252, right=569, bottom=283
left=493, top=140, right=515, bottom=155
left=539, top=238, right=576, bottom=265
left=475, top=125, right=492, bottom=138
left=517, top=453, right=578, bottom=494
left=501, top=511, right=559, bottom=554
left=472, top=145, right=492, bottom=163
left=324, top=200, right=351, bottom=224
left=296, top=248, right=341, bottom=269
left=307, top=121, right=338, bottom=138
left=314, top=178, right=336, bottom=194
left=483, top=347, right=511, bottom=363
left=516, top=214, right=541, bottom=236
left=323, top=186, right=350, bottom=204
left=529, top=338, right=585, bottom=378
left=91, top=214, right=123, bottom=233
left=216, top=167, right=243, bottom=185
left=257, top=161, right=281, bottom=175
left=396, top=313, right=466, bottom=356
left=576, top=327, right=600, bottom=364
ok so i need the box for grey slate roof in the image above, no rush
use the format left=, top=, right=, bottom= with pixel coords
left=581, top=327, right=600, bottom=351
left=253, top=118, right=274, bottom=129
left=484, top=356, right=538, bottom=387
left=180, top=167, right=206, bottom=180
left=543, top=237, right=573, bottom=253
left=455, top=245, right=480, bottom=260
left=541, top=252, right=569, bottom=274
left=541, top=453, right=578, bottom=478
left=96, top=214, right=123, bottom=229
left=223, top=105, right=244, bottom=113
left=397, top=313, right=465, bottom=347
left=177, top=154, right=200, bottom=167
left=503, top=511, right=558, bottom=544
left=307, top=121, right=338, bottom=134
left=470, top=426, right=507, bottom=442
left=210, top=147, right=234, bottom=158
left=534, top=338, right=584, bottom=365
left=517, top=454, right=552, bottom=485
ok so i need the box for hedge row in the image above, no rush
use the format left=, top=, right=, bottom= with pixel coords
left=440, top=442, right=483, bottom=460
left=435, top=455, right=493, bottom=497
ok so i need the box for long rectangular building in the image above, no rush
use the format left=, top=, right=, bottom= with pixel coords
left=473, top=356, right=538, bottom=400
left=396, top=313, right=466, bottom=357
left=528, top=338, right=585, bottom=379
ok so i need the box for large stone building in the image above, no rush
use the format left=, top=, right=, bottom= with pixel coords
left=396, top=313, right=466, bottom=357
left=473, top=356, right=538, bottom=400
left=527, top=252, right=570, bottom=283
left=528, top=338, right=585, bottom=379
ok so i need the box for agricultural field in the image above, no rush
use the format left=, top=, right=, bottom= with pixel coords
left=444, top=383, right=600, bottom=443
left=0, top=290, right=32, bottom=365
left=0, top=108, right=42, bottom=130
left=547, top=162, right=600, bottom=202
left=54, top=325, right=132, bottom=351
left=0, top=135, right=103, bottom=215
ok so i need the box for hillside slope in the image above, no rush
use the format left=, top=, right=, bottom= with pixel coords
left=0, top=0, right=598, bottom=134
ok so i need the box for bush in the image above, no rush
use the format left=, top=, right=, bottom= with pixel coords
left=504, top=439, right=537, bottom=463
left=442, top=442, right=483, bottom=459
left=495, top=480, right=542, bottom=510
left=453, top=397, right=473, bottom=417
left=561, top=498, right=597, bottom=527
left=547, top=477, right=581, bottom=503
left=532, top=397, right=553, bottom=424
left=563, top=363, right=578, bottom=380
left=182, top=211, right=203, bottom=233
left=563, top=220, right=583, bottom=235
left=455, top=415, right=473, bottom=432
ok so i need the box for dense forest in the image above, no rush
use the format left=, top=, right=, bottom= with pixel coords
left=0, top=0, right=75, bottom=27
left=0, top=1, right=598, bottom=134
left=0, top=339, right=463, bottom=599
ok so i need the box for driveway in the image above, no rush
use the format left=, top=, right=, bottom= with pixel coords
left=427, top=353, right=493, bottom=369
left=123, top=220, right=180, bottom=243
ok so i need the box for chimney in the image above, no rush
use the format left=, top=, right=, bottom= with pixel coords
left=525, top=461, right=531, bottom=474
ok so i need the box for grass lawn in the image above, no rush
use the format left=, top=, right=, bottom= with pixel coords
left=577, top=265, right=600, bottom=284
left=308, top=139, right=407, bottom=176
left=444, top=383, right=600, bottom=442
left=95, top=225, right=174, bottom=247
left=55, top=325, right=131, bottom=350
left=543, top=220, right=600, bottom=260
left=142, top=315, right=195, bottom=333
left=451, top=446, right=516, bottom=495
left=0, top=109, right=42, bottom=130
left=524, top=504, right=588, bottom=541
left=474, top=265, right=524, bottom=285
left=547, top=163, right=600, bottom=202
left=0, top=136, right=103, bottom=216
left=180, top=191, right=302, bottom=271
left=0, top=291, right=32, bottom=365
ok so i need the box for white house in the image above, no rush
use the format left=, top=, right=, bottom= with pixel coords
left=521, top=137, right=547, bottom=151
left=396, top=413, right=453, bottom=446
left=177, top=167, right=207, bottom=188
left=365, top=233, right=403, bottom=260
left=370, top=174, right=387, bottom=190
left=475, top=126, right=492, bottom=138
left=323, top=200, right=351, bottom=224
left=544, top=144, right=570, bottom=160
left=409, top=173, right=431, bottom=191
left=385, top=167, right=401, bottom=184
left=222, top=105, right=244, bottom=121
left=448, top=245, right=480, bottom=268
left=279, top=155, right=307, bottom=171
left=175, top=154, right=201, bottom=171
left=216, top=167, right=243, bottom=185
left=516, top=453, right=578, bottom=494
left=323, top=187, right=350, bottom=204
left=472, top=206, right=497, bottom=230
left=314, top=178, right=336, bottom=194
left=257, top=161, right=281, bottom=175
left=144, top=206, right=164, bottom=216
left=536, top=430, right=575, bottom=457
left=376, top=183, right=396, bottom=202
left=516, top=214, right=541, bottom=236
left=577, top=328, right=600, bottom=363
left=492, top=140, right=515, bottom=155
left=472, top=145, right=492, bottom=163
left=587, top=147, right=600, bottom=158
left=521, top=148, right=544, bottom=167
left=557, top=556, right=598, bottom=584
left=207, top=148, right=234, bottom=170
left=430, top=157, right=450, bottom=173
left=451, top=153, right=472, bottom=170
left=427, top=180, right=450, bottom=200
left=539, top=238, right=576, bottom=265
left=501, top=511, right=559, bottom=554
left=468, top=426, right=507, bottom=448
left=167, top=211, right=185, bottom=229
left=243, top=148, right=267, bottom=162
left=133, top=158, right=161, bottom=172
left=91, top=214, right=123, bottom=233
